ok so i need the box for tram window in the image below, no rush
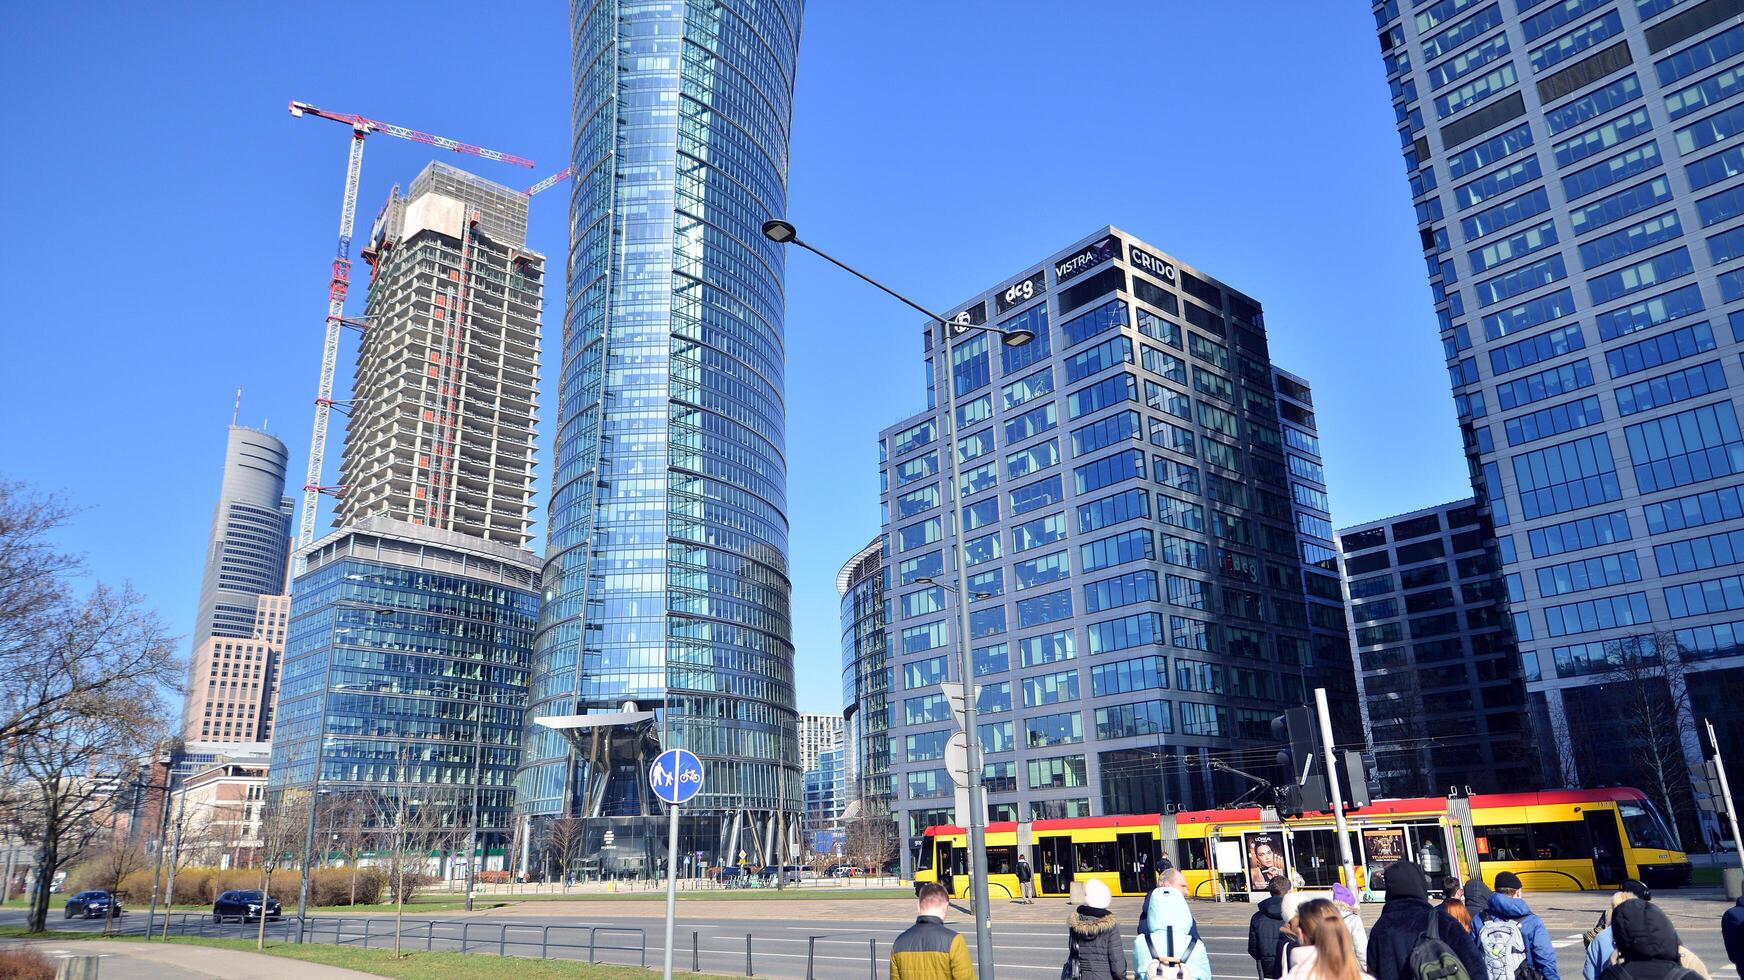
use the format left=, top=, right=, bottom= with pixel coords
left=917, top=844, right=934, bottom=870
left=986, top=846, right=1018, bottom=875
left=1529, top=821, right=1589, bottom=860
left=1077, top=840, right=1118, bottom=872
left=1182, top=838, right=1209, bottom=871
left=1475, top=825, right=1530, bottom=862
left=1618, top=801, right=1676, bottom=851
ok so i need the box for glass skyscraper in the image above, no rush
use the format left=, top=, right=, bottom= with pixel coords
left=518, top=0, right=805, bottom=870
left=1373, top=0, right=1744, bottom=832
left=839, top=537, right=894, bottom=820
left=875, top=227, right=1355, bottom=870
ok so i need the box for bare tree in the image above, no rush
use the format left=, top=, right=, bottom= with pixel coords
left=253, top=789, right=310, bottom=950
left=328, top=791, right=379, bottom=906
left=545, top=816, right=585, bottom=889
left=1600, top=633, right=1698, bottom=850
left=376, top=753, right=463, bottom=957
left=843, top=801, right=897, bottom=876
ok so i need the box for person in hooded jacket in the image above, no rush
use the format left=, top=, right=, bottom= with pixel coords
left=1585, top=884, right=1651, bottom=980
left=1463, top=876, right=1494, bottom=936
left=1722, top=894, right=1744, bottom=976
left=1251, top=877, right=1292, bottom=979
left=1332, top=883, right=1369, bottom=972
left=1365, top=861, right=1484, bottom=980
left=1137, top=870, right=1212, bottom=980
left=1476, top=872, right=1559, bottom=980
left=1064, top=879, right=1127, bottom=980
left=1601, top=899, right=1707, bottom=980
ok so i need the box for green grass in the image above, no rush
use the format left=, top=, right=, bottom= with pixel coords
left=1693, top=867, right=1721, bottom=885
left=0, top=930, right=740, bottom=978
left=497, top=887, right=915, bottom=902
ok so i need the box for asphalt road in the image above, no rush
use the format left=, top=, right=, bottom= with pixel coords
left=4, top=889, right=1741, bottom=979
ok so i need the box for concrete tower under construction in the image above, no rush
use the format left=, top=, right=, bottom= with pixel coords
left=335, top=161, right=544, bottom=549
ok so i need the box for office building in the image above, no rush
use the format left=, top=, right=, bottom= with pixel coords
left=1338, top=499, right=1536, bottom=796
left=798, top=713, right=844, bottom=774
left=183, top=425, right=293, bottom=740
left=267, top=516, right=539, bottom=869
left=517, top=0, right=806, bottom=876
left=876, top=226, right=1355, bottom=869
left=1373, top=0, right=1744, bottom=826
left=168, top=757, right=269, bottom=869
left=337, top=161, right=543, bottom=550
left=803, top=747, right=846, bottom=856
left=839, top=537, right=894, bottom=818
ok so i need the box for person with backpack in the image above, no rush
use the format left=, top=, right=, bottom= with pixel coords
left=1251, top=877, right=1292, bottom=979
left=1016, top=854, right=1036, bottom=904
left=1462, top=878, right=1493, bottom=937
left=1723, top=893, right=1744, bottom=976
left=1063, top=879, right=1127, bottom=980
left=1136, top=869, right=1211, bottom=980
left=1284, top=897, right=1377, bottom=980
left=1477, top=872, right=1558, bottom=980
left=1365, top=860, right=1484, bottom=980
left=1601, top=899, right=1709, bottom=980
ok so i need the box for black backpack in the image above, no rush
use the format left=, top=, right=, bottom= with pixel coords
left=1408, top=914, right=1472, bottom=980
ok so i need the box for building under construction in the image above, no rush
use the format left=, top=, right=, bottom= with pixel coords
left=336, top=162, right=543, bottom=549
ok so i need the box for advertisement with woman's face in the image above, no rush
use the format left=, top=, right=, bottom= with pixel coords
left=1245, top=832, right=1288, bottom=891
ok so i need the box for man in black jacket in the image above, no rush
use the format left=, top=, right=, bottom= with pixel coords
left=1367, top=861, right=1484, bottom=980
left=1015, top=854, right=1036, bottom=904
left=1249, top=876, right=1291, bottom=979
left=1602, top=899, right=1689, bottom=980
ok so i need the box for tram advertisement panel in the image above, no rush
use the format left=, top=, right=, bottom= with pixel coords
left=1362, top=827, right=1406, bottom=887
left=1244, top=831, right=1289, bottom=891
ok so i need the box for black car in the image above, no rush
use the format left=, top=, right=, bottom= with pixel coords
left=64, top=891, right=121, bottom=919
left=212, top=889, right=281, bottom=922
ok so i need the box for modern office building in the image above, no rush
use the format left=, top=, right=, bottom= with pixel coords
left=798, top=713, right=844, bottom=773
left=267, top=517, right=539, bottom=867
left=803, top=746, right=846, bottom=855
left=876, top=226, right=1356, bottom=868
left=183, top=425, right=294, bottom=739
left=337, top=161, right=543, bottom=550
left=518, top=0, right=806, bottom=875
left=1372, top=0, right=1744, bottom=824
left=839, top=537, right=894, bottom=819
left=1337, top=499, right=1536, bottom=797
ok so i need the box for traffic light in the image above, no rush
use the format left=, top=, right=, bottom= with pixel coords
left=1271, top=707, right=1329, bottom=815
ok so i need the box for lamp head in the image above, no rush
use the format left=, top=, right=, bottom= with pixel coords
left=762, top=219, right=798, bottom=244
left=1000, top=328, right=1036, bottom=346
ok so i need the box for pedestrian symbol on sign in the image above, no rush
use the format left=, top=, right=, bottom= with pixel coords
left=649, top=748, right=704, bottom=806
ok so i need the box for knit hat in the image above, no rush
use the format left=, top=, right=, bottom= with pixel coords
left=1083, top=879, right=1112, bottom=910
left=1332, top=882, right=1358, bottom=906
left=1494, top=872, right=1522, bottom=891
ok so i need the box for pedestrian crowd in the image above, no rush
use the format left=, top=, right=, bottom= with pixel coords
left=889, top=860, right=1743, bottom=980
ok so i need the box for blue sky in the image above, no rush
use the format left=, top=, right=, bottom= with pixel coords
left=0, top=3, right=1468, bottom=715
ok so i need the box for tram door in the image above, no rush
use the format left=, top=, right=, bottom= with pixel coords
left=1585, top=811, right=1628, bottom=887
left=1118, top=832, right=1156, bottom=894
left=935, top=841, right=956, bottom=896
left=1039, top=836, right=1074, bottom=895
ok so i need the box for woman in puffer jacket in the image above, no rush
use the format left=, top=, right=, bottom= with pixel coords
left=1332, top=883, right=1369, bottom=971
left=1064, top=879, right=1128, bottom=980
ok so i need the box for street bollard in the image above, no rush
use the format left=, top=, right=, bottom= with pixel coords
left=869, top=937, right=877, bottom=979
left=745, top=932, right=754, bottom=976
left=693, top=930, right=700, bottom=972
left=807, top=935, right=818, bottom=978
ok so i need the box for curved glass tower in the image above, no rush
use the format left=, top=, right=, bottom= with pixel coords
left=518, top=0, right=803, bottom=873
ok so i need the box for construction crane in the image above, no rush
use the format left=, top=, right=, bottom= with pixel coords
left=524, top=166, right=572, bottom=197
left=287, top=100, right=535, bottom=551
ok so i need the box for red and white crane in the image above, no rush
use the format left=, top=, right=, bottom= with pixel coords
left=287, top=100, right=534, bottom=550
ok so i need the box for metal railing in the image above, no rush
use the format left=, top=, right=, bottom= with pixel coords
left=133, top=912, right=646, bottom=966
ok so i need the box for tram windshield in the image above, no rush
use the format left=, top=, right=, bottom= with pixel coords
left=1618, top=800, right=1676, bottom=851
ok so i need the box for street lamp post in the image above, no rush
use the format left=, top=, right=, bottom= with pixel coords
left=762, top=219, right=1030, bottom=980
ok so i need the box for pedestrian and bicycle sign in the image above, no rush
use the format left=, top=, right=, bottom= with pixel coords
left=649, top=748, right=704, bottom=805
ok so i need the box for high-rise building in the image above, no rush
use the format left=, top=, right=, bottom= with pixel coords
left=839, top=537, right=894, bottom=818
left=337, top=162, right=543, bottom=550
left=1337, top=499, right=1535, bottom=797
left=517, top=0, right=806, bottom=875
left=798, top=713, right=844, bottom=774
left=803, top=747, right=846, bottom=855
left=875, top=226, right=1355, bottom=870
left=267, top=516, right=539, bottom=870
left=183, top=425, right=293, bottom=740
left=1372, top=0, right=1744, bottom=827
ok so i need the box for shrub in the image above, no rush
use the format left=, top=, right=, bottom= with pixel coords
left=389, top=872, right=440, bottom=905
left=476, top=870, right=512, bottom=884
left=311, top=867, right=384, bottom=906
left=0, top=946, right=55, bottom=980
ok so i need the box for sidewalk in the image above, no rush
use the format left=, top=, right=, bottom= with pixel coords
left=14, top=939, right=380, bottom=979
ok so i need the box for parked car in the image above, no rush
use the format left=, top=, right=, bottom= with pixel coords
left=64, top=891, right=121, bottom=919
left=212, top=890, right=281, bottom=923
left=756, top=865, right=804, bottom=885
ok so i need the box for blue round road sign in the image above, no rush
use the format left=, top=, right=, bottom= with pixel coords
left=650, top=748, right=704, bottom=805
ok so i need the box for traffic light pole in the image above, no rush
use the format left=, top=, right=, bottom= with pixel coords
left=1707, top=719, right=1743, bottom=867
left=1314, top=688, right=1358, bottom=890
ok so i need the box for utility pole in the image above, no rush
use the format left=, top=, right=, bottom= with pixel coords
left=141, top=776, right=173, bottom=940
left=1707, top=719, right=1743, bottom=867
left=1314, top=688, right=1358, bottom=889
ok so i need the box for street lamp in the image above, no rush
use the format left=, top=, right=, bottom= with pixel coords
left=763, top=218, right=1028, bottom=980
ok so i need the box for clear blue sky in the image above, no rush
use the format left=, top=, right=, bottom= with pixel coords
left=0, top=3, right=1468, bottom=715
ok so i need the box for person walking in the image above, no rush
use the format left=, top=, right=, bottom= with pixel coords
left=1137, top=869, right=1211, bottom=980
left=1585, top=884, right=1651, bottom=980
left=1600, top=899, right=1708, bottom=980
left=1333, top=883, right=1369, bottom=972
left=1016, top=853, right=1036, bottom=904
left=1463, top=877, right=1494, bottom=936
left=1366, top=861, right=1484, bottom=980
left=1064, top=879, right=1128, bottom=980
left=1251, top=876, right=1292, bottom=979
left=1283, top=897, right=1377, bottom=980
left=1476, top=872, right=1559, bottom=980
left=1440, top=878, right=1465, bottom=906
left=1443, top=898, right=1473, bottom=934
left=1279, top=892, right=1316, bottom=977
left=889, top=882, right=972, bottom=980
left=1723, top=893, right=1744, bottom=976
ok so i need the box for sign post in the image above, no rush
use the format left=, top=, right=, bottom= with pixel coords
left=650, top=748, right=704, bottom=980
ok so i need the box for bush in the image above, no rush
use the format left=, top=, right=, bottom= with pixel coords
left=311, top=867, right=384, bottom=906
left=0, top=946, right=55, bottom=980
left=475, top=870, right=512, bottom=884
left=389, top=872, right=440, bottom=904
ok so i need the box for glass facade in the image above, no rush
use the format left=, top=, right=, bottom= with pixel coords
left=267, top=520, right=539, bottom=864
left=839, top=537, right=893, bottom=816
left=875, top=227, right=1356, bottom=864
left=1374, top=0, right=1744, bottom=827
left=519, top=0, right=805, bottom=861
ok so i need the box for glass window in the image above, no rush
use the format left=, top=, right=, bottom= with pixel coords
left=1019, top=629, right=1076, bottom=667
left=1011, top=512, right=1069, bottom=553
left=1022, top=670, right=1080, bottom=707
left=1006, top=438, right=1059, bottom=479
left=1016, top=589, right=1073, bottom=628
left=1024, top=711, right=1083, bottom=748
left=1013, top=550, right=1070, bottom=591
left=1078, top=487, right=1150, bottom=533
left=1002, top=367, right=1054, bottom=410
